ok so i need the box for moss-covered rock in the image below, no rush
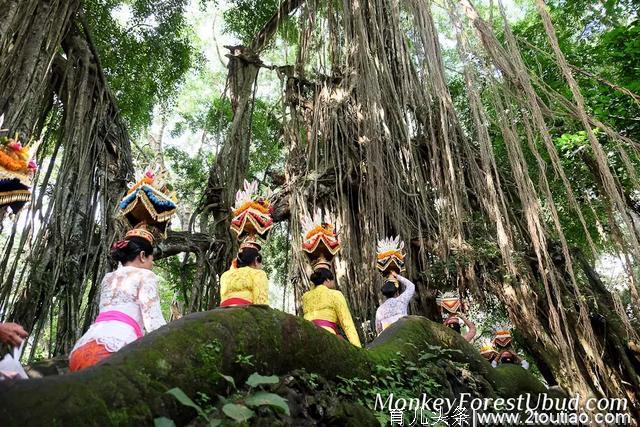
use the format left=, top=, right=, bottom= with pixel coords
left=0, top=308, right=550, bottom=425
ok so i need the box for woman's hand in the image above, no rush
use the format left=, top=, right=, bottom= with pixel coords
left=0, top=322, right=28, bottom=346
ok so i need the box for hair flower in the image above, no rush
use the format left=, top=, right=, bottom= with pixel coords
left=111, top=240, right=129, bottom=250
left=7, top=141, right=22, bottom=151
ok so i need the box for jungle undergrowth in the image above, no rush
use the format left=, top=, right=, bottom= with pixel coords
left=336, top=345, right=463, bottom=425
left=154, top=372, right=288, bottom=426
left=155, top=344, right=463, bottom=426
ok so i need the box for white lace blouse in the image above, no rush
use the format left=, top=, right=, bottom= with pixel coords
left=71, top=265, right=166, bottom=354
left=375, top=275, right=416, bottom=334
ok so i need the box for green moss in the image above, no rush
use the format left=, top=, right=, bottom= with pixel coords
left=492, top=363, right=548, bottom=397
left=326, top=401, right=379, bottom=426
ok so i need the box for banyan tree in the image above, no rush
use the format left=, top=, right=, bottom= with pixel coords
left=0, top=0, right=639, bottom=419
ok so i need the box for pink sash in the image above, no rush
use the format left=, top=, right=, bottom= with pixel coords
left=95, top=310, right=143, bottom=338
left=220, top=297, right=252, bottom=307
left=312, top=319, right=338, bottom=333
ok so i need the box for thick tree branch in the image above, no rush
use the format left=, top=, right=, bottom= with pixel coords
left=251, top=0, right=304, bottom=53
left=155, top=231, right=222, bottom=260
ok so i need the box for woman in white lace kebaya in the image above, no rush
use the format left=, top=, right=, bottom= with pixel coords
left=69, top=228, right=166, bottom=372
left=375, top=271, right=415, bottom=334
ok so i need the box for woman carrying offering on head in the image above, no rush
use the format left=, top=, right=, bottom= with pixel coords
left=219, top=180, right=274, bottom=307
left=300, top=209, right=361, bottom=347
left=374, top=236, right=415, bottom=334
left=438, top=292, right=477, bottom=342
left=68, top=227, right=166, bottom=372
left=303, top=260, right=361, bottom=347
left=220, top=237, right=268, bottom=307
left=492, top=327, right=529, bottom=369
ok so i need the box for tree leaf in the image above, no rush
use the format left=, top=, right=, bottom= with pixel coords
left=245, top=391, right=290, bottom=415
left=166, top=388, right=206, bottom=418
left=208, top=419, right=222, bottom=427
left=220, top=374, right=236, bottom=389
left=245, top=373, right=279, bottom=388
left=222, top=403, right=255, bottom=422
left=154, top=417, right=176, bottom=427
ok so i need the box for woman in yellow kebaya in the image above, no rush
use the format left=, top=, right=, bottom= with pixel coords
left=302, top=261, right=361, bottom=347
left=220, top=180, right=273, bottom=307
left=219, top=240, right=269, bottom=307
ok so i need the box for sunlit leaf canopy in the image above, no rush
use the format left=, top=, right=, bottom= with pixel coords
left=84, top=0, right=196, bottom=133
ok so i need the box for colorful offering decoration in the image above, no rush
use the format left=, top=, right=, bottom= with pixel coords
left=436, top=291, right=462, bottom=314
left=0, top=114, right=38, bottom=214
left=301, top=208, right=341, bottom=269
left=118, top=167, right=177, bottom=235
left=230, top=180, right=274, bottom=244
left=479, top=339, right=497, bottom=360
left=493, top=326, right=513, bottom=348
left=376, top=235, right=406, bottom=276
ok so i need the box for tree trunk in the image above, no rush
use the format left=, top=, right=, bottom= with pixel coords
left=201, top=46, right=261, bottom=252
left=276, top=0, right=640, bottom=407
left=487, top=245, right=640, bottom=417
left=0, top=0, right=80, bottom=137
left=7, top=20, right=133, bottom=357
left=192, top=0, right=305, bottom=313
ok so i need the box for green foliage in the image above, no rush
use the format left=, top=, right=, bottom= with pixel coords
left=84, top=0, right=197, bottom=133
left=165, top=146, right=212, bottom=203
left=335, top=347, right=450, bottom=425
left=220, top=374, right=237, bottom=389
left=169, top=93, right=283, bottom=218
left=235, top=353, right=255, bottom=368
left=155, top=273, right=176, bottom=320
left=244, top=391, right=290, bottom=414
left=158, top=371, right=290, bottom=425
left=153, top=416, right=177, bottom=427
left=222, top=403, right=255, bottom=422
left=155, top=255, right=198, bottom=307
left=442, top=1, right=640, bottom=261
left=174, top=96, right=283, bottom=180
left=247, top=100, right=284, bottom=179
left=512, top=1, right=640, bottom=139
left=172, top=93, right=232, bottom=140
left=245, top=373, right=279, bottom=388
left=166, top=387, right=209, bottom=419
left=261, top=222, right=290, bottom=296
left=156, top=350, right=458, bottom=425
left=199, top=341, right=223, bottom=366
left=220, top=0, right=298, bottom=46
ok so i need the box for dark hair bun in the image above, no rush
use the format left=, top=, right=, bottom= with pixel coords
left=111, top=236, right=153, bottom=264
left=237, top=247, right=262, bottom=268
left=310, top=267, right=334, bottom=286
left=381, top=280, right=398, bottom=298
left=447, top=322, right=461, bottom=333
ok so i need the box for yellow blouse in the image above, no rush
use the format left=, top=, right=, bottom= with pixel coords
left=220, top=266, right=269, bottom=305
left=302, top=285, right=361, bottom=347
